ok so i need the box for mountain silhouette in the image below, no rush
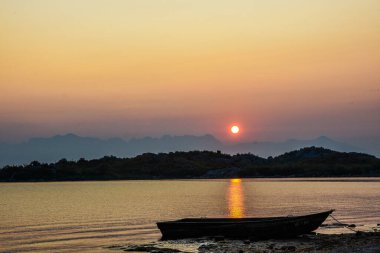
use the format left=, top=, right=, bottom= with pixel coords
left=0, top=134, right=221, bottom=167
left=0, top=133, right=372, bottom=167
left=224, top=135, right=361, bottom=158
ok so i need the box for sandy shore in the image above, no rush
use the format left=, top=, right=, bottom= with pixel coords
left=108, top=231, right=380, bottom=253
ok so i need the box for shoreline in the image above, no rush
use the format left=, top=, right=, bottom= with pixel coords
left=2, top=176, right=380, bottom=183
left=108, top=231, right=380, bottom=253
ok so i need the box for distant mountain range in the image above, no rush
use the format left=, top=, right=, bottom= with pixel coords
left=0, top=133, right=377, bottom=167
left=223, top=135, right=362, bottom=158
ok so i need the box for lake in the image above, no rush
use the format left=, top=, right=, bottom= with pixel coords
left=1, top=178, right=379, bottom=252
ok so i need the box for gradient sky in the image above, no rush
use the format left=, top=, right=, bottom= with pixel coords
left=1, top=0, right=380, bottom=143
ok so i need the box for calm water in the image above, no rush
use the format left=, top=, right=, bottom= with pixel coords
left=1, top=178, right=380, bottom=252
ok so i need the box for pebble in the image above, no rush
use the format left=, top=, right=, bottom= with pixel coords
left=280, top=245, right=296, bottom=251
left=213, top=236, right=224, bottom=242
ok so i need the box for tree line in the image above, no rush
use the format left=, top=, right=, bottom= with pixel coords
left=1, top=147, right=379, bottom=181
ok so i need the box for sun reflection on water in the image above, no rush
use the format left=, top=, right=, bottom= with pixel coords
left=227, top=178, right=246, bottom=218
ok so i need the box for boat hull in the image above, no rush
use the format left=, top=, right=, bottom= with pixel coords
left=157, top=210, right=334, bottom=240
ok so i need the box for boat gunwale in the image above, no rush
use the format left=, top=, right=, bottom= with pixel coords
left=157, top=209, right=334, bottom=225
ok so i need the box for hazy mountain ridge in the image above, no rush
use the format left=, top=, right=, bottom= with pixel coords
left=0, top=133, right=376, bottom=167
left=0, top=134, right=222, bottom=167
left=224, top=136, right=361, bottom=158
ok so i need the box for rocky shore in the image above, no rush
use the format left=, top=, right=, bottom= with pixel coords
left=108, top=231, right=380, bottom=253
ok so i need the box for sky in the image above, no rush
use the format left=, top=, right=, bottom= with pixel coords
left=1, top=0, right=379, bottom=144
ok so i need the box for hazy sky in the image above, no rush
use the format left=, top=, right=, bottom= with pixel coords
left=1, top=0, right=379, bottom=143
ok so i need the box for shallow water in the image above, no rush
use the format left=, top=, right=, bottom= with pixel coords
left=1, top=178, right=379, bottom=252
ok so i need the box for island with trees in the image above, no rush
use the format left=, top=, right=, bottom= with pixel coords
left=1, top=147, right=379, bottom=182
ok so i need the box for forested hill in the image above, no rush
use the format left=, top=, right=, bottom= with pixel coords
left=1, top=147, right=379, bottom=182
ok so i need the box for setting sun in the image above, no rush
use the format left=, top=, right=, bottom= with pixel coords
left=231, top=126, right=240, bottom=134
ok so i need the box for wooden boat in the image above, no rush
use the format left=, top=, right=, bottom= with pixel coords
left=157, top=209, right=334, bottom=240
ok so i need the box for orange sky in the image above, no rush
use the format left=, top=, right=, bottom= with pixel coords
left=1, top=0, right=379, bottom=142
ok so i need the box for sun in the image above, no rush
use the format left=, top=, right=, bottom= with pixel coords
left=231, top=125, right=240, bottom=134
